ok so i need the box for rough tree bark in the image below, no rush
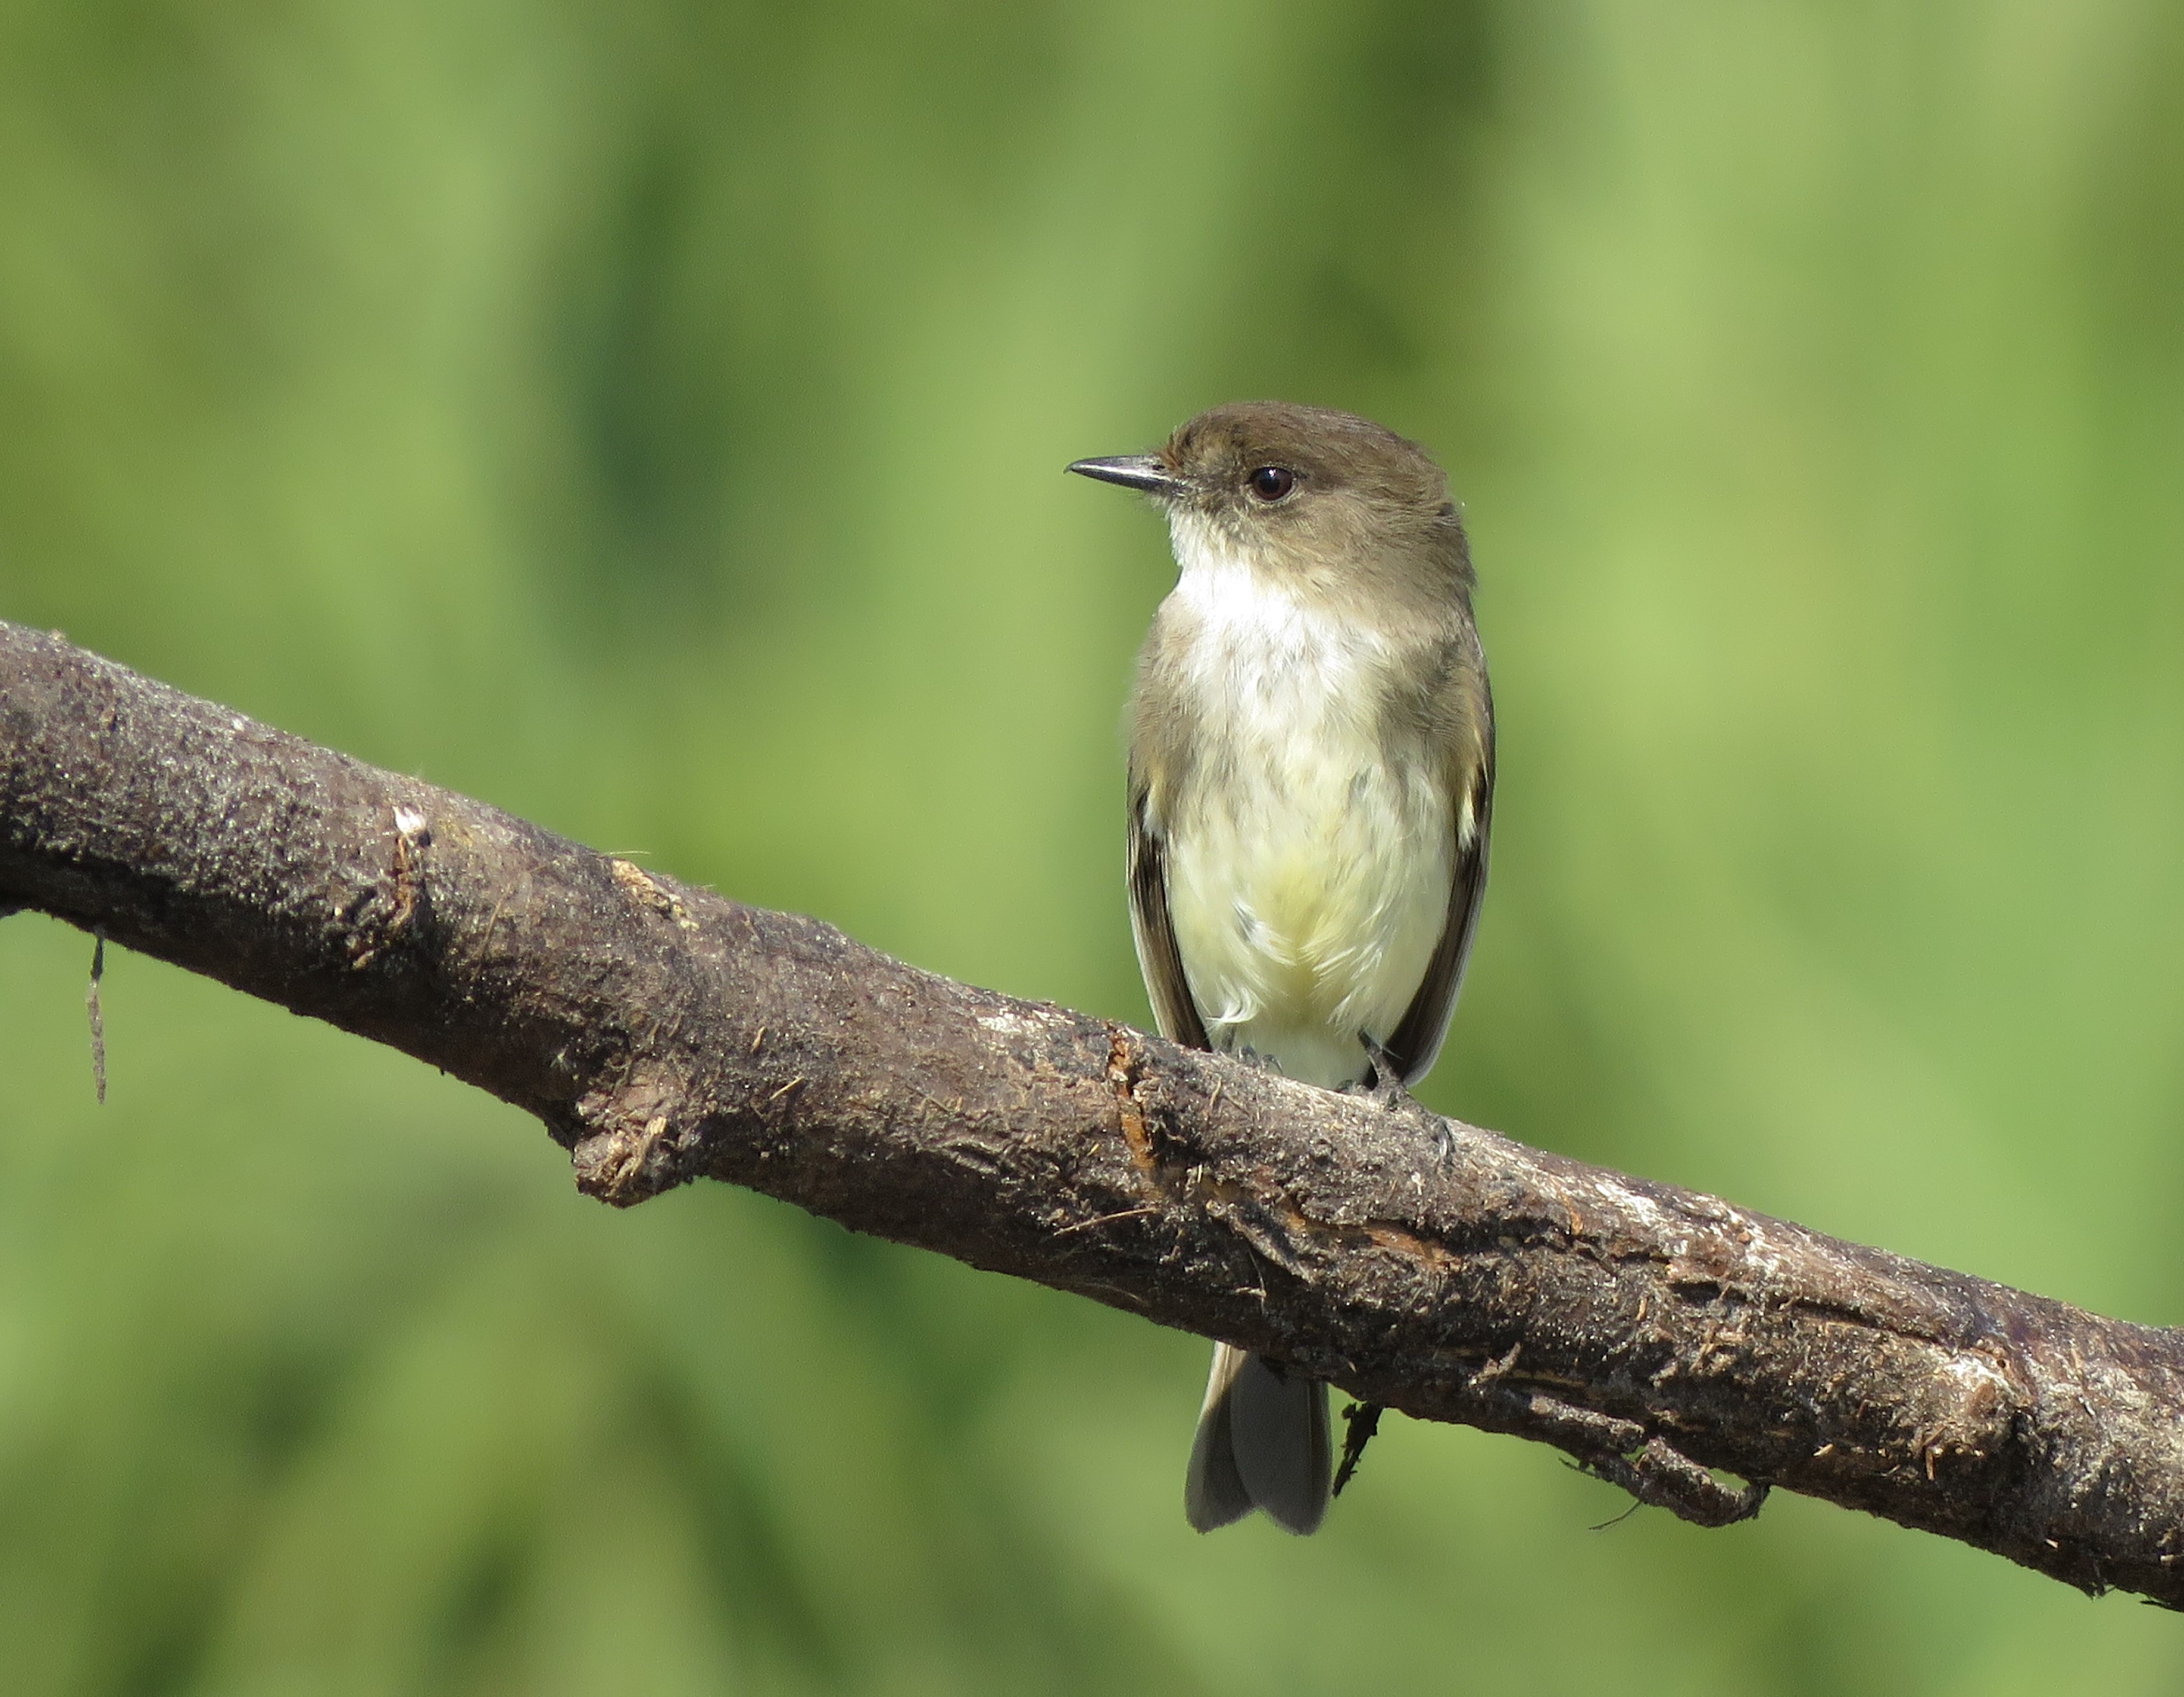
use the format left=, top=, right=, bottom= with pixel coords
left=3, top=617, right=2181, bottom=1603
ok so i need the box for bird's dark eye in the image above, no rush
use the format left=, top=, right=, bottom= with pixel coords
left=1247, top=465, right=1295, bottom=502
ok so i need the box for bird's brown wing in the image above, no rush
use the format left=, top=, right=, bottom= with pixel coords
left=1381, top=686, right=1496, bottom=1086
left=1127, top=782, right=1211, bottom=1051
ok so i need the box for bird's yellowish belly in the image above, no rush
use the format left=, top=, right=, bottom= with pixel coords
left=1164, top=687, right=1451, bottom=1091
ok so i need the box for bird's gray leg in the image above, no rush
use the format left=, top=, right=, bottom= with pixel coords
left=1355, top=1036, right=1413, bottom=1110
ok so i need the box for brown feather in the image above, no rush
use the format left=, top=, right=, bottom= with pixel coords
left=1126, top=782, right=1211, bottom=1051
left=1382, top=703, right=1495, bottom=1084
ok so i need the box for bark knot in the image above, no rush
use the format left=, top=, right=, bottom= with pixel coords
left=571, top=1065, right=690, bottom=1205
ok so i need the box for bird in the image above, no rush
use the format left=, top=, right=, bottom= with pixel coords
left=1067, top=401, right=1493, bottom=1533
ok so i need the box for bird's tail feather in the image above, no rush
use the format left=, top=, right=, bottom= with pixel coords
left=1184, top=1343, right=1331, bottom=1535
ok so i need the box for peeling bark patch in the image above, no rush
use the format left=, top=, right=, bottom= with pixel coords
left=610, top=856, right=696, bottom=932
left=1105, top=1025, right=1158, bottom=1179
left=348, top=805, right=430, bottom=968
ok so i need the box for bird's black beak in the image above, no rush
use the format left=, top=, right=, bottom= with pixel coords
left=1066, top=454, right=1186, bottom=498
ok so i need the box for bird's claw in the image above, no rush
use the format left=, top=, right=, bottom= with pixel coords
left=1354, top=1038, right=1413, bottom=1112
left=1349, top=1037, right=1458, bottom=1166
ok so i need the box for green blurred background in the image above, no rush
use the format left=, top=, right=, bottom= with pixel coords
left=3, top=0, right=2183, bottom=1690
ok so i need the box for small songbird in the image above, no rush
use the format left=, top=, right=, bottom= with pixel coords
left=1068, top=402, right=1494, bottom=1535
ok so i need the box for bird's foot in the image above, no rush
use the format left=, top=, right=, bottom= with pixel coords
left=1351, top=1038, right=1457, bottom=1165
left=1352, top=1038, right=1413, bottom=1112
left=1333, top=1400, right=1386, bottom=1498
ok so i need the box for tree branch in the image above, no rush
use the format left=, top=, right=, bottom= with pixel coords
left=4, top=617, right=2181, bottom=1601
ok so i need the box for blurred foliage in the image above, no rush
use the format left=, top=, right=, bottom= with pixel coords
left=3, top=0, right=2183, bottom=1690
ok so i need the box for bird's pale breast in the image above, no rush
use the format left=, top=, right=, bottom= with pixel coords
left=1152, top=541, right=1453, bottom=1090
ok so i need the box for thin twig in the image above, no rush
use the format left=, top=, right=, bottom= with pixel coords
left=85, top=930, right=106, bottom=1105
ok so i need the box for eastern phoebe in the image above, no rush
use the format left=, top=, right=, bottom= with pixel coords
left=1068, top=402, right=1494, bottom=1534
